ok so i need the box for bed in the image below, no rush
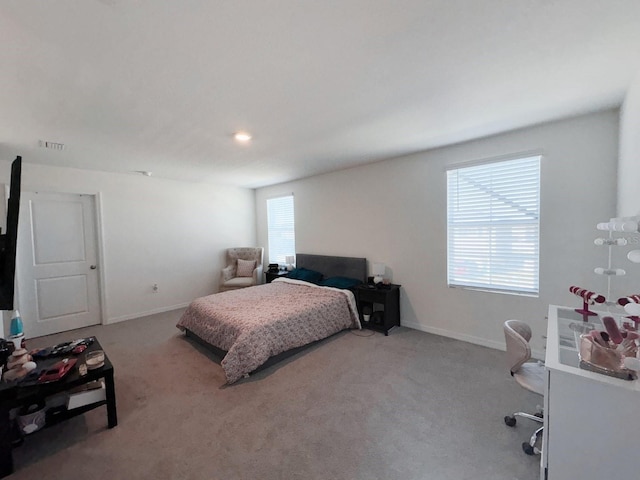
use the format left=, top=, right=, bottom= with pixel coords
left=176, top=254, right=366, bottom=383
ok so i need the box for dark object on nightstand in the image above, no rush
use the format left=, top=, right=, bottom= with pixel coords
left=355, top=284, right=401, bottom=336
left=265, top=270, right=289, bottom=283
left=370, top=311, right=384, bottom=325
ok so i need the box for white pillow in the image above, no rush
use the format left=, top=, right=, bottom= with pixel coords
left=236, top=258, right=256, bottom=277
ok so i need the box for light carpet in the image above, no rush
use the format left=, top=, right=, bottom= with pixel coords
left=10, top=309, right=541, bottom=480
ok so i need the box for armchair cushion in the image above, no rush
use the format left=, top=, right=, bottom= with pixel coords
left=223, top=276, right=256, bottom=289
left=237, top=258, right=256, bottom=277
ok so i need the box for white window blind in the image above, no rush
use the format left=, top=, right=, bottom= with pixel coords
left=447, top=156, right=540, bottom=295
left=267, top=195, right=295, bottom=264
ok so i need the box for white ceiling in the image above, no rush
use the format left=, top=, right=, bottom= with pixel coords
left=1, top=1, right=640, bottom=188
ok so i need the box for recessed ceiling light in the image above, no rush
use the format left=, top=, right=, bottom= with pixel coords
left=234, top=132, right=252, bottom=142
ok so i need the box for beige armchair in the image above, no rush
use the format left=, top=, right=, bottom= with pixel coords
left=220, top=247, right=264, bottom=292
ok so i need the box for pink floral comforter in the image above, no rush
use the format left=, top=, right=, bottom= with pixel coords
left=176, top=278, right=360, bottom=383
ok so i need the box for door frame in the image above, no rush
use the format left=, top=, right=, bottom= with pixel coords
left=10, top=187, right=108, bottom=331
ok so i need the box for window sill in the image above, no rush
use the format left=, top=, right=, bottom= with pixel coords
left=448, top=284, right=539, bottom=298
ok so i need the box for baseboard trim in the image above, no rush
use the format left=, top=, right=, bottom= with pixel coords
left=401, top=320, right=545, bottom=360
left=107, top=302, right=190, bottom=324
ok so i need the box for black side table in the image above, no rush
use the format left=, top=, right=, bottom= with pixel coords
left=355, top=284, right=401, bottom=336
left=264, top=270, right=289, bottom=283
left=0, top=337, right=117, bottom=478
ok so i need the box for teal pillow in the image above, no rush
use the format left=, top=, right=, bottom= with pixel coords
left=319, top=276, right=362, bottom=289
left=287, top=267, right=323, bottom=283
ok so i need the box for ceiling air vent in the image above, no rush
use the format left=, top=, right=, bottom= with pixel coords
left=38, top=140, right=65, bottom=151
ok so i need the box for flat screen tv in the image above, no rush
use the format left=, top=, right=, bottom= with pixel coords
left=0, top=156, right=21, bottom=310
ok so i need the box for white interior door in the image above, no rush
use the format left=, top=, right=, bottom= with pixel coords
left=16, top=192, right=101, bottom=338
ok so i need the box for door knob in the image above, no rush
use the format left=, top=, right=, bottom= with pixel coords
left=90, top=265, right=97, bottom=270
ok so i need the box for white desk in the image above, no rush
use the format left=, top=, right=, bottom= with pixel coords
left=542, top=305, right=639, bottom=479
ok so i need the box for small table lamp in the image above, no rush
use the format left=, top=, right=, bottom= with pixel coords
left=372, top=263, right=385, bottom=284
left=285, top=255, right=295, bottom=271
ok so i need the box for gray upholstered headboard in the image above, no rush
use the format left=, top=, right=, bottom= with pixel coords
left=295, top=254, right=367, bottom=282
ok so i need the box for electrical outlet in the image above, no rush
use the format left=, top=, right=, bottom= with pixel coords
left=152, top=283, right=159, bottom=293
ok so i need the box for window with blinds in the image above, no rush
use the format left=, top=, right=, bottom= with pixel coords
left=267, top=195, right=295, bottom=264
left=447, top=155, right=541, bottom=295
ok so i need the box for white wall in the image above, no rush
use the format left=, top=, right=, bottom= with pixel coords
left=1, top=162, right=255, bottom=329
left=618, top=69, right=640, bottom=217
left=257, top=110, right=628, bottom=354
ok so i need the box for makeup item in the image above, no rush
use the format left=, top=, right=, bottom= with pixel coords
left=580, top=335, right=624, bottom=372
left=589, top=330, right=609, bottom=348
left=616, top=331, right=639, bottom=356
left=85, top=350, right=105, bottom=370
left=38, top=358, right=77, bottom=383
left=602, top=317, right=623, bottom=344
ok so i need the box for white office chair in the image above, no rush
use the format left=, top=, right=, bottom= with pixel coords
left=503, top=319, right=545, bottom=455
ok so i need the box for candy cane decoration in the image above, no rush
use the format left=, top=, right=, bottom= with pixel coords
left=569, top=286, right=606, bottom=304
left=570, top=285, right=605, bottom=317
left=617, top=295, right=640, bottom=306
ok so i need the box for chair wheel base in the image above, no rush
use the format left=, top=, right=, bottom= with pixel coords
left=522, top=442, right=540, bottom=455
left=504, top=415, right=517, bottom=427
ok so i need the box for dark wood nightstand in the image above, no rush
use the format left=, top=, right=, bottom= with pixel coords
left=264, top=270, right=289, bottom=283
left=355, top=284, right=401, bottom=336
